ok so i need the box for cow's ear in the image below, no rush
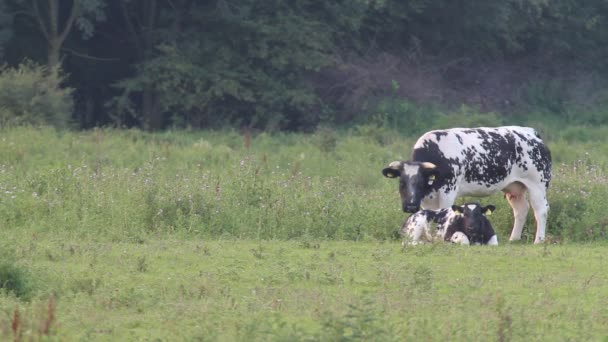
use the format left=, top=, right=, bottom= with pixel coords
left=382, top=161, right=403, bottom=178
left=483, top=205, right=496, bottom=216
left=451, top=205, right=463, bottom=215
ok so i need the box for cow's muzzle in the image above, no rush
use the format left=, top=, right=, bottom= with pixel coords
left=403, top=204, right=420, bottom=213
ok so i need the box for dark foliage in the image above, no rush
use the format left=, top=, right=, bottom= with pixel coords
left=1, top=0, right=608, bottom=130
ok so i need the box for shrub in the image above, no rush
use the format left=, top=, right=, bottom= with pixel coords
left=0, top=260, right=32, bottom=299
left=0, top=62, right=73, bottom=128
left=355, top=98, right=505, bottom=142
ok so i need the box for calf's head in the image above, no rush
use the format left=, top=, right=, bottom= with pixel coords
left=382, top=161, right=439, bottom=213
left=451, top=203, right=496, bottom=233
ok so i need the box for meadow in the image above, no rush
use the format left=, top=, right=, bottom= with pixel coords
left=0, top=124, right=608, bottom=340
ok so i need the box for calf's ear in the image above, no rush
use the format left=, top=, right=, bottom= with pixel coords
left=451, top=205, right=464, bottom=215
left=382, top=161, right=403, bottom=178
left=483, top=205, right=496, bottom=215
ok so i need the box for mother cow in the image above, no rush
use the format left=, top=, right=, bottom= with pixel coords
left=382, top=126, right=551, bottom=244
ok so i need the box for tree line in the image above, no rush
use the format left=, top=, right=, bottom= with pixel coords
left=1, top=0, right=607, bottom=131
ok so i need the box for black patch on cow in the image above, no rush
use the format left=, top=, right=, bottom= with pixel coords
left=423, top=210, right=436, bottom=222
left=526, top=137, right=552, bottom=188
left=514, top=131, right=529, bottom=142
left=433, top=208, right=452, bottom=227
left=433, top=131, right=449, bottom=141
left=455, top=134, right=463, bottom=145
left=411, top=141, right=459, bottom=193
left=460, top=131, right=517, bottom=186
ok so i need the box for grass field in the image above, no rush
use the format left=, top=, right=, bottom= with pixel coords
left=0, top=125, right=607, bottom=340
left=1, top=239, right=608, bottom=340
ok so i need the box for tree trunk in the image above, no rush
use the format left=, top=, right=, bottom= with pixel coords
left=33, top=0, right=79, bottom=77
left=121, top=0, right=163, bottom=130
left=47, top=39, right=61, bottom=78
left=142, top=85, right=162, bottom=130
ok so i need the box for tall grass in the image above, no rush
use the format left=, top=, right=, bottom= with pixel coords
left=0, top=125, right=607, bottom=243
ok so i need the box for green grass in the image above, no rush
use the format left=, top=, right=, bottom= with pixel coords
left=0, top=125, right=608, bottom=340
left=1, top=239, right=607, bottom=340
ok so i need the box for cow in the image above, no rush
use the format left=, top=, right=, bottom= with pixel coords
left=446, top=203, right=498, bottom=245
left=383, top=126, right=551, bottom=244
left=400, top=203, right=498, bottom=245
left=399, top=207, right=455, bottom=245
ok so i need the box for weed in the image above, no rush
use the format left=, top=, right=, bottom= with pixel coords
left=136, top=256, right=148, bottom=273
left=251, top=245, right=264, bottom=259
left=11, top=308, right=20, bottom=342
left=320, top=298, right=397, bottom=341
left=70, top=277, right=101, bottom=295
left=39, top=296, right=55, bottom=337
left=0, top=262, right=31, bottom=299
left=495, top=294, right=512, bottom=342
left=314, top=126, right=338, bottom=152
left=412, top=265, right=433, bottom=291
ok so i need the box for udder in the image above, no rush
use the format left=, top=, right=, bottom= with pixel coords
left=502, top=181, right=527, bottom=200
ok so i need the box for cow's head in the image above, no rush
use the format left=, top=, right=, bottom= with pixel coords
left=451, top=203, right=495, bottom=233
left=382, top=161, right=439, bottom=212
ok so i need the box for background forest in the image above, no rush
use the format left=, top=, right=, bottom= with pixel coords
left=1, top=0, right=608, bottom=131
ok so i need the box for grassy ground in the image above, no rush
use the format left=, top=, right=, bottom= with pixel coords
left=0, top=126, right=607, bottom=340
left=1, top=239, right=607, bottom=340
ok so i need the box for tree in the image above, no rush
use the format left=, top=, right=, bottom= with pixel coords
left=111, top=0, right=368, bottom=130
left=8, top=0, right=106, bottom=75
left=0, top=1, right=13, bottom=59
left=112, top=0, right=168, bottom=130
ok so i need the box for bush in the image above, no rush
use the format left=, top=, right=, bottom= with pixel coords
left=355, top=98, right=505, bottom=141
left=0, top=256, right=32, bottom=299
left=0, top=62, right=73, bottom=128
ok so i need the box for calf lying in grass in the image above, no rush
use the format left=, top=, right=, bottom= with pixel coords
left=400, top=203, right=498, bottom=246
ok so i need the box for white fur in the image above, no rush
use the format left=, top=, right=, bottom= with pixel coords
left=449, top=232, right=470, bottom=245
left=487, top=235, right=499, bottom=246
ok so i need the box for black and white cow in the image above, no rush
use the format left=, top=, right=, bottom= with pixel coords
left=400, top=207, right=454, bottom=245
left=447, top=203, right=498, bottom=245
left=383, top=126, right=551, bottom=244
left=400, top=203, right=498, bottom=245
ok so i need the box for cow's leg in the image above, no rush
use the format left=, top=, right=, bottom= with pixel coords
left=527, top=185, right=549, bottom=244
left=504, top=188, right=529, bottom=241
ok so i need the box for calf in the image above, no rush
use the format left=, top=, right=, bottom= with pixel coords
left=446, top=203, right=498, bottom=245
left=400, top=203, right=497, bottom=245
left=383, top=126, right=551, bottom=244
